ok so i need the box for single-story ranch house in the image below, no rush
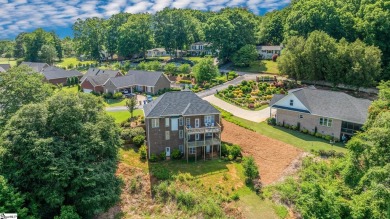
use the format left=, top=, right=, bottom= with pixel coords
left=146, top=48, right=186, bottom=57
left=80, top=68, right=123, bottom=93
left=0, top=64, right=11, bottom=72
left=20, top=62, right=82, bottom=85
left=144, top=91, right=222, bottom=161
left=103, top=70, right=171, bottom=94
left=270, top=87, right=371, bottom=141
left=257, top=45, right=283, bottom=59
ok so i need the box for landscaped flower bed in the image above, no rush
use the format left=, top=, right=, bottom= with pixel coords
left=216, top=80, right=287, bottom=110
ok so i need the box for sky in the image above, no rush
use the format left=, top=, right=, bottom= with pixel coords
left=0, top=0, right=290, bottom=40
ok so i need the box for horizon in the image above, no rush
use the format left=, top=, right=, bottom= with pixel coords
left=0, top=0, right=290, bottom=40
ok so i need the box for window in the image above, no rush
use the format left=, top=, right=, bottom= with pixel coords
left=165, top=118, right=170, bottom=127
left=189, top=147, right=196, bottom=154
left=186, top=118, right=191, bottom=127
left=319, top=117, right=332, bottom=127
left=165, top=131, right=170, bottom=140
left=290, top=99, right=294, bottom=106
left=171, top=118, right=178, bottom=131
left=299, top=115, right=303, bottom=119
left=179, top=145, right=184, bottom=153
left=195, top=118, right=200, bottom=128
left=204, top=115, right=215, bottom=125
left=179, top=130, right=183, bottom=139
left=179, top=117, right=183, bottom=126
left=195, top=134, right=200, bottom=140
left=151, top=119, right=159, bottom=128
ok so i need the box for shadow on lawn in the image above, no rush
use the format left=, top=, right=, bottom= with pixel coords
left=269, top=125, right=346, bottom=150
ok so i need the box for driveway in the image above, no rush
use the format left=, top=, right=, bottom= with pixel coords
left=203, top=95, right=274, bottom=122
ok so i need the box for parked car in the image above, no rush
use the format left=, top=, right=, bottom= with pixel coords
left=146, top=95, right=153, bottom=102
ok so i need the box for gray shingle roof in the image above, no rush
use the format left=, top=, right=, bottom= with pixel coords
left=0, top=66, right=5, bottom=73
left=144, top=91, right=220, bottom=118
left=271, top=88, right=372, bottom=124
left=269, top=94, right=285, bottom=106
left=0, top=64, right=11, bottom=72
left=41, top=66, right=82, bottom=80
left=106, top=70, right=167, bottom=88
left=81, top=68, right=121, bottom=86
left=20, top=62, right=49, bottom=72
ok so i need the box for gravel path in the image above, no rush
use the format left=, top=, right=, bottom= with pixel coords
left=221, top=120, right=303, bottom=186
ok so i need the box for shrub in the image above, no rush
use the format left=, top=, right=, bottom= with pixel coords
left=204, top=83, right=210, bottom=89
left=230, top=193, right=240, bottom=201
left=139, top=145, right=147, bottom=159
left=221, top=143, right=242, bottom=160
left=324, top=135, right=333, bottom=141
left=113, top=92, right=123, bottom=99
left=315, top=133, right=323, bottom=138
left=243, top=156, right=259, bottom=183
left=175, top=173, right=194, bottom=182
left=177, top=191, right=196, bottom=209
left=152, top=166, right=171, bottom=180
left=301, top=128, right=308, bottom=134
left=179, top=80, right=192, bottom=84
left=228, top=85, right=234, bottom=90
left=272, top=54, right=278, bottom=62
left=149, top=153, right=158, bottom=162
left=159, top=152, right=166, bottom=161
left=132, top=135, right=145, bottom=147
left=171, top=149, right=182, bottom=160
left=267, top=117, right=276, bottom=125
left=102, top=92, right=113, bottom=99
left=198, top=198, right=223, bottom=217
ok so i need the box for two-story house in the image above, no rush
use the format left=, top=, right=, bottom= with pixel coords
left=189, top=42, right=213, bottom=56
left=269, top=87, right=371, bottom=141
left=143, top=91, right=221, bottom=161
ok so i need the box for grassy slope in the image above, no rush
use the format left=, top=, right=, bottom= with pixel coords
left=107, top=110, right=143, bottom=124
left=233, top=60, right=279, bottom=74
left=119, top=146, right=282, bottom=218
left=55, top=57, right=96, bottom=68
left=104, top=98, right=128, bottom=107
left=216, top=106, right=347, bottom=153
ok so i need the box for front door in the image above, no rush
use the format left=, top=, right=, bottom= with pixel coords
left=165, top=147, right=171, bottom=157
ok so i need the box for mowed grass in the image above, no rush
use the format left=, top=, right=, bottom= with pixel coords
left=55, top=57, right=96, bottom=68
left=107, top=109, right=143, bottom=123
left=60, top=86, right=79, bottom=93
left=216, top=106, right=347, bottom=153
left=0, top=58, right=17, bottom=67
left=233, top=60, right=279, bottom=74
left=104, top=98, right=128, bottom=107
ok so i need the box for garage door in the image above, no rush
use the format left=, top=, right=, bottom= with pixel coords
left=83, top=89, right=93, bottom=93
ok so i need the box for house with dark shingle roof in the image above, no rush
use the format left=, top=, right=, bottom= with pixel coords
left=144, top=91, right=221, bottom=161
left=103, top=70, right=171, bottom=95
left=20, top=62, right=49, bottom=72
left=269, top=87, right=371, bottom=140
left=0, top=64, right=11, bottom=72
left=20, top=62, right=82, bottom=85
left=41, top=66, right=82, bottom=85
left=80, top=68, right=123, bottom=93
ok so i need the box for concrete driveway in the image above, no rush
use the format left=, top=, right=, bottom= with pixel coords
left=203, top=95, right=274, bottom=122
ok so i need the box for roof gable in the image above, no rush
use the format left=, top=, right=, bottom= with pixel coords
left=106, top=70, right=166, bottom=88
left=20, top=62, right=49, bottom=72
left=144, top=91, right=220, bottom=118
left=0, top=64, right=11, bottom=71
left=41, top=66, right=82, bottom=80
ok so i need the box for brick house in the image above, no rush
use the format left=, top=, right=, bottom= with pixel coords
left=269, top=87, right=371, bottom=141
left=103, top=70, right=171, bottom=95
left=20, top=62, right=82, bottom=85
left=80, top=68, right=123, bottom=93
left=143, top=91, right=222, bottom=161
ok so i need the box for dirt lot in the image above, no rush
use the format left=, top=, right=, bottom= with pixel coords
left=221, top=120, right=303, bottom=185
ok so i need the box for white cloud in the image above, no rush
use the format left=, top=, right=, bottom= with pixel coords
left=0, top=0, right=291, bottom=39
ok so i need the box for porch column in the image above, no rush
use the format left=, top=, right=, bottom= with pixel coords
left=204, top=129, right=206, bottom=161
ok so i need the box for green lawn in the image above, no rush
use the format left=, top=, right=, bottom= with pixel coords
left=107, top=109, right=143, bottom=123
left=104, top=98, right=128, bottom=107
left=216, top=106, right=347, bottom=153
left=0, top=58, right=17, bottom=67
left=232, top=60, right=279, bottom=74
left=55, top=57, right=96, bottom=69
left=60, top=86, right=79, bottom=93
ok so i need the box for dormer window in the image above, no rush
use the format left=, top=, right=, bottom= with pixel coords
left=290, top=99, right=294, bottom=106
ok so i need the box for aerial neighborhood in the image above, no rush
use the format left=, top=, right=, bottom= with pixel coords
left=0, top=1, right=388, bottom=219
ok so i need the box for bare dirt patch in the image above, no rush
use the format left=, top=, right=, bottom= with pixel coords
left=221, top=119, right=303, bottom=185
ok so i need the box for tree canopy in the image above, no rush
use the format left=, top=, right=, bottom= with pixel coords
left=192, top=57, right=219, bottom=84
left=0, top=92, right=122, bottom=218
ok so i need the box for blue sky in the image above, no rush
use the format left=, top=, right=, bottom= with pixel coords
left=0, top=0, right=290, bottom=40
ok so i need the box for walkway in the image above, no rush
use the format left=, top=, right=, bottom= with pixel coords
left=203, top=95, right=274, bottom=122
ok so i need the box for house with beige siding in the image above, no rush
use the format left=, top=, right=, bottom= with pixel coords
left=269, top=87, right=371, bottom=141
left=103, top=70, right=171, bottom=95
left=143, top=91, right=221, bottom=161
